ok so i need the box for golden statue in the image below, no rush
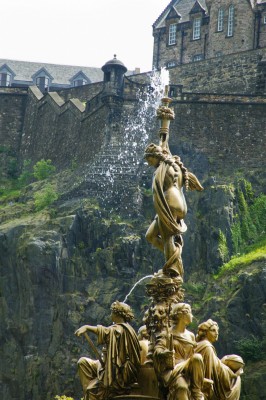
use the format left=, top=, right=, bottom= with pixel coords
left=196, top=319, right=244, bottom=400
left=144, top=143, right=203, bottom=278
left=75, top=301, right=141, bottom=400
left=153, top=303, right=204, bottom=400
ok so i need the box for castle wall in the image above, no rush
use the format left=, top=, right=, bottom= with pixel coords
left=56, top=81, right=104, bottom=103
left=0, top=88, right=27, bottom=151
left=0, top=88, right=27, bottom=176
left=169, top=48, right=266, bottom=94
left=20, top=89, right=108, bottom=170
left=170, top=99, right=266, bottom=180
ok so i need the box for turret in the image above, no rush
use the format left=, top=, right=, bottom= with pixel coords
left=101, top=55, right=127, bottom=97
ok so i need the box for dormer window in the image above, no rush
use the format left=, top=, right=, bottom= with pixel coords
left=193, top=17, right=201, bottom=40
left=36, top=76, right=49, bottom=91
left=168, top=24, right=177, bottom=45
left=217, top=8, right=224, bottom=31
left=0, top=72, right=11, bottom=87
left=0, top=64, right=15, bottom=87
left=32, top=68, right=53, bottom=92
left=70, top=71, right=90, bottom=87
left=73, top=79, right=86, bottom=87
left=227, top=5, right=234, bottom=37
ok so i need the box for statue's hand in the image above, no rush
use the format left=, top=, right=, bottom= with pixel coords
left=75, top=325, right=88, bottom=337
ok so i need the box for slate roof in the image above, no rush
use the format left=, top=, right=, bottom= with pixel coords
left=0, top=58, right=104, bottom=86
left=153, top=0, right=208, bottom=28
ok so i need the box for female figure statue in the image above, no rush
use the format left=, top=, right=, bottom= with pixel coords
left=144, top=143, right=203, bottom=277
left=75, top=301, right=141, bottom=400
left=153, top=303, right=204, bottom=400
left=196, top=319, right=244, bottom=400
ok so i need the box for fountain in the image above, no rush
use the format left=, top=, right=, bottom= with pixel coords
left=74, top=71, right=244, bottom=400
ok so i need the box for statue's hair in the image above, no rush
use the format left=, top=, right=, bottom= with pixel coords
left=110, top=301, right=134, bottom=322
left=170, top=302, right=191, bottom=322
left=196, top=319, right=218, bottom=342
left=144, top=143, right=203, bottom=192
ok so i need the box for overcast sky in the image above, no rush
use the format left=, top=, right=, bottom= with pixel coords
left=1, top=0, right=170, bottom=72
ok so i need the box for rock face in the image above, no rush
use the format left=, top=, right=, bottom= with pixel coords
left=0, top=166, right=265, bottom=400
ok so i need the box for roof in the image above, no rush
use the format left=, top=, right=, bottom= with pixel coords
left=153, top=0, right=208, bottom=29
left=0, top=58, right=103, bottom=85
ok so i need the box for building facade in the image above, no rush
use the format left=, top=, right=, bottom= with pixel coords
left=153, top=0, right=266, bottom=69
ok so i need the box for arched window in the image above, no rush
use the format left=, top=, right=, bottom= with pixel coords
left=168, top=24, right=177, bottom=45
left=227, top=5, right=234, bottom=37
left=217, top=8, right=224, bottom=32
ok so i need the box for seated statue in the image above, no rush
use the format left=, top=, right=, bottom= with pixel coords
left=153, top=303, right=204, bottom=400
left=196, top=319, right=244, bottom=400
left=75, top=301, right=141, bottom=400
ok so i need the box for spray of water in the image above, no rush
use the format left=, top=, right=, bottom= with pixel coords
left=83, top=67, right=170, bottom=210
left=123, top=274, right=154, bottom=303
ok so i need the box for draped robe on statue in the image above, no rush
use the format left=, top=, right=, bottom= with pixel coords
left=152, top=161, right=187, bottom=277
left=153, top=331, right=204, bottom=400
left=78, top=323, right=141, bottom=400
left=196, top=340, right=241, bottom=400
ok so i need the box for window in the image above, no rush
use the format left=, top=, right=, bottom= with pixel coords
left=215, top=51, right=223, bottom=57
left=193, top=54, right=203, bottom=62
left=167, top=61, right=176, bottom=68
left=193, top=17, right=201, bottom=40
left=168, top=24, right=177, bottom=45
left=73, top=79, right=86, bottom=87
left=36, top=76, right=49, bottom=91
left=169, top=87, right=176, bottom=97
left=0, top=72, right=11, bottom=86
left=217, top=8, right=224, bottom=31
left=227, top=5, right=234, bottom=37
left=263, top=15, right=266, bottom=24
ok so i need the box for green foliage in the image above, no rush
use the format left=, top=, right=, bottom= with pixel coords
left=33, top=159, right=56, bottom=180
left=231, top=179, right=265, bottom=254
left=34, top=184, right=59, bottom=211
left=18, top=159, right=32, bottom=186
left=235, top=335, right=265, bottom=362
left=214, top=238, right=266, bottom=278
left=7, top=157, right=18, bottom=178
left=218, top=229, right=229, bottom=263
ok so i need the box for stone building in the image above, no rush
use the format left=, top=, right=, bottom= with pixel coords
left=152, top=0, right=266, bottom=69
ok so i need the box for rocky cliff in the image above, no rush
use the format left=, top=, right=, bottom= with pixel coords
left=0, top=157, right=265, bottom=399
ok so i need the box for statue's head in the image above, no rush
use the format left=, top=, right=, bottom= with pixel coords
left=170, top=303, right=193, bottom=324
left=196, top=319, right=219, bottom=343
left=144, top=143, right=169, bottom=167
left=110, top=301, right=134, bottom=322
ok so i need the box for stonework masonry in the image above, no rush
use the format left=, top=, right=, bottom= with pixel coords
left=0, top=49, right=265, bottom=195
left=153, top=0, right=266, bottom=69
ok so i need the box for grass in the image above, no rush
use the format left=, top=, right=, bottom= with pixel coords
left=214, top=237, right=266, bottom=279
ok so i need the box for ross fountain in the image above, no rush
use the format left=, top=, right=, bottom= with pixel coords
left=74, top=70, right=244, bottom=400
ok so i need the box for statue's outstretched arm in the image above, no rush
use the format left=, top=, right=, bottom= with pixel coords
left=75, top=325, right=98, bottom=336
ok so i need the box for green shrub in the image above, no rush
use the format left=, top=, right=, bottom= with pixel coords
left=235, top=335, right=265, bottom=362
left=18, top=159, right=32, bottom=186
left=34, top=184, right=58, bottom=211
left=33, top=159, right=56, bottom=180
